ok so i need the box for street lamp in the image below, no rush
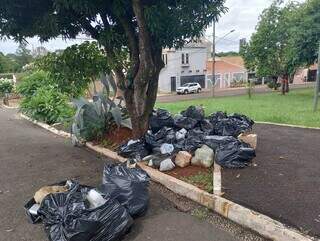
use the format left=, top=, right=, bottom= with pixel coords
left=211, top=23, right=235, bottom=98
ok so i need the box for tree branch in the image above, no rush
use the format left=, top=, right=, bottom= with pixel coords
left=117, top=14, right=140, bottom=80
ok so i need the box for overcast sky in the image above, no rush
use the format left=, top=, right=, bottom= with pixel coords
left=0, top=0, right=303, bottom=54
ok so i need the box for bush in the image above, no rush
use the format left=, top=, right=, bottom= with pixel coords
left=20, top=85, right=74, bottom=125
left=35, top=41, right=110, bottom=98
left=0, top=79, right=14, bottom=96
left=267, top=81, right=281, bottom=90
left=16, top=70, right=50, bottom=97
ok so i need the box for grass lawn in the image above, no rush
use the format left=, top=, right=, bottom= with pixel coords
left=157, top=88, right=320, bottom=128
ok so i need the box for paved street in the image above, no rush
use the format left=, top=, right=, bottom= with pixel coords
left=0, top=107, right=267, bottom=241
left=157, top=83, right=314, bottom=103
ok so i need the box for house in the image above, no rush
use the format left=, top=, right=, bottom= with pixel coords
left=206, top=56, right=248, bottom=89
left=158, top=41, right=209, bottom=93
left=293, top=64, right=318, bottom=84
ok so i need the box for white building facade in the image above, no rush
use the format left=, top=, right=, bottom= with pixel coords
left=158, top=42, right=208, bottom=93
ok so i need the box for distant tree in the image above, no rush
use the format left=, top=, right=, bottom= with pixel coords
left=15, top=43, right=33, bottom=70
left=0, top=52, right=20, bottom=73
left=241, top=1, right=299, bottom=94
left=0, top=52, right=7, bottom=73
left=5, top=54, right=20, bottom=72
left=239, top=42, right=256, bottom=73
left=31, top=46, right=49, bottom=58
left=216, top=51, right=239, bottom=57
left=0, top=0, right=226, bottom=137
left=289, top=0, right=320, bottom=67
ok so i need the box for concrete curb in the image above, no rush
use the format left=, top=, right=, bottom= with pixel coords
left=19, top=113, right=317, bottom=241
left=1, top=103, right=19, bottom=109
left=20, top=114, right=71, bottom=138
left=256, top=121, right=320, bottom=130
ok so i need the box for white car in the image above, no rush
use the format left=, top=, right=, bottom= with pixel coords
left=176, top=83, right=202, bottom=95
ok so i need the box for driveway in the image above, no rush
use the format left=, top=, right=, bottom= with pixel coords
left=0, top=107, right=266, bottom=241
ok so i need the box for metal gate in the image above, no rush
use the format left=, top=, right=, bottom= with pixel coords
left=180, top=75, right=205, bottom=88
left=171, top=76, right=176, bottom=92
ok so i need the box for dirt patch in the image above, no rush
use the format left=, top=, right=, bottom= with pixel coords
left=96, top=126, right=133, bottom=150
left=166, top=165, right=209, bottom=178
left=166, top=166, right=213, bottom=193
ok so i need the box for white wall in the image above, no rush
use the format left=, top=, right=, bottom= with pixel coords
left=158, top=47, right=208, bottom=92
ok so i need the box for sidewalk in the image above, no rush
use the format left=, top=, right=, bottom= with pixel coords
left=0, top=108, right=266, bottom=241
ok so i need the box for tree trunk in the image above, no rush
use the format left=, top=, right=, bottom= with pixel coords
left=122, top=63, right=162, bottom=138
left=272, top=76, right=278, bottom=90
left=101, top=0, right=164, bottom=138
left=281, top=78, right=286, bottom=95
left=281, top=74, right=289, bottom=94
left=285, top=80, right=289, bottom=93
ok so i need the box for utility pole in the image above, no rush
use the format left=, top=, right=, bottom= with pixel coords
left=313, top=42, right=320, bottom=112
left=212, top=21, right=216, bottom=98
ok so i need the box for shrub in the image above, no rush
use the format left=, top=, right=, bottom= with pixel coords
left=0, top=79, right=14, bottom=96
left=267, top=81, right=281, bottom=90
left=17, top=70, right=50, bottom=97
left=36, top=41, right=110, bottom=98
left=71, top=74, right=131, bottom=145
left=20, top=85, right=74, bottom=125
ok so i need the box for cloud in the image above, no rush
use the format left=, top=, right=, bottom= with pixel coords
left=206, top=0, right=276, bottom=52
left=206, top=0, right=305, bottom=52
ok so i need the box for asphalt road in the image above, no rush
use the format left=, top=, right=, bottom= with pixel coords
left=157, top=83, right=314, bottom=103
left=223, top=123, right=320, bottom=238
left=0, top=107, right=267, bottom=241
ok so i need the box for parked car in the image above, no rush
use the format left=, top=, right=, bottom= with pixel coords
left=176, top=83, right=201, bottom=95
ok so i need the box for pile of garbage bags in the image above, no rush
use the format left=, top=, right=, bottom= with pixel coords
left=24, top=163, right=150, bottom=241
left=118, top=106, right=256, bottom=169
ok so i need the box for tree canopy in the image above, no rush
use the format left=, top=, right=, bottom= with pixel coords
left=0, top=0, right=226, bottom=136
left=289, top=0, right=320, bottom=67
left=36, top=41, right=109, bottom=97
left=241, top=0, right=320, bottom=82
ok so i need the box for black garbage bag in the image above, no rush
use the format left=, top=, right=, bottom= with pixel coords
left=145, top=127, right=176, bottom=149
left=149, top=109, right=175, bottom=132
left=38, top=182, right=133, bottom=241
left=208, top=111, right=227, bottom=123
left=181, top=106, right=205, bottom=121
left=101, top=164, right=150, bottom=218
left=229, top=113, right=254, bottom=127
left=24, top=198, right=42, bottom=224
left=212, top=118, right=251, bottom=137
left=183, top=128, right=206, bottom=152
left=199, top=119, right=214, bottom=133
left=215, top=140, right=256, bottom=168
left=117, top=139, right=149, bottom=159
left=24, top=180, right=73, bottom=224
left=174, top=115, right=198, bottom=130
left=204, top=135, right=238, bottom=151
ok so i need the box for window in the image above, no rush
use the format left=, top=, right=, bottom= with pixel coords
left=186, top=53, right=189, bottom=64
left=181, top=53, right=185, bottom=64
left=232, top=73, right=245, bottom=82
left=196, top=69, right=200, bottom=73
left=189, top=70, right=192, bottom=73
left=181, top=70, right=184, bottom=74
left=162, top=54, right=168, bottom=65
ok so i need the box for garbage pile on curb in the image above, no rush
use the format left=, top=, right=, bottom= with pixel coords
left=24, top=163, right=150, bottom=241
left=118, top=106, right=257, bottom=170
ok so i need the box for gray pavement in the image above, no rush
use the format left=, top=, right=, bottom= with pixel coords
left=0, top=107, right=267, bottom=241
